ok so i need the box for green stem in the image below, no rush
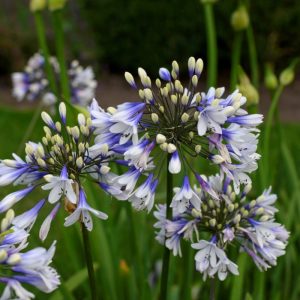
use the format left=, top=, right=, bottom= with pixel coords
left=246, top=24, right=259, bottom=88
left=209, top=277, right=216, bottom=300
left=261, top=84, right=284, bottom=186
left=230, top=31, right=243, bottom=91
left=52, top=9, right=71, bottom=102
left=203, top=3, right=217, bottom=88
left=81, top=224, right=98, bottom=300
left=17, top=101, right=44, bottom=155
left=159, top=155, right=173, bottom=300
left=34, top=12, right=58, bottom=95
left=181, top=244, right=193, bottom=300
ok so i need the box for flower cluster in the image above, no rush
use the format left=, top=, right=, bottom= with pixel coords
left=0, top=102, right=120, bottom=239
left=154, top=173, right=289, bottom=280
left=12, top=52, right=97, bottom=108
left=0, top=209, right=60, bottom=299
left=91, top=57, right=263, bottom=212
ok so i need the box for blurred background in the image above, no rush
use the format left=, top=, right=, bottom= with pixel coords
left=0, top=0, right=299, bottom=299
left=1, top=0, right=300, bottom=120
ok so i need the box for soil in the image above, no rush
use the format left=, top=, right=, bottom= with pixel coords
left=1, top=73, right=299, bottom=122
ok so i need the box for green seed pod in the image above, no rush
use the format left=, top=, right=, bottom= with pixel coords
left=48, top=0, right=67, bottom=11
left=30, top=0, right=46, bottom=12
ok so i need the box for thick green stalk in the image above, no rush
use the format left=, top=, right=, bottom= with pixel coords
left=159, top=155, right=173, bottom=300
left=246, top=24, right=259, bottom=88
left=203, top=3, right=217, bottom=87
left=52, top=9, right=71, bottom=101
left=260, top=84, right=284, bottom=186
left=81, top=224, right=98, bottom=300
left=34, top=12, right=58, bottom=95
left=230, top=32, right=243, bottom=91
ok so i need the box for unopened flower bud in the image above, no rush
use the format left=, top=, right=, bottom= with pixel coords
left=264, top=64, right=278, bottom=90
left=160, top=142, right=168, bottom=151
left=156, top=134, right=166, bottom=144
left=30, top=0, right=46, bottom=12
left=215, top=87, right=225, bottom=98
left=209, top=219, right=216, bottom=227
left=37, top=158, right=46, bottom=167
left=0, top=250, right=8, bottom=262
left=195, top=58, right=204, bottom=76
left=100, top=165, right=110, bottom=175
left=59, top=102, right=66, bottom=123
left=107, top=107, right=116, bottom=115
left=171, top=95, right=177, bottom=104
left=7, top=253, right=21, bottom=265
left=159, top=105, right=165, bottom=113
left=6, top=209, right=15, bottom=224
left=76, top=157, right=84, bottom=168
left=181, top=112, right=189, bottom=123
left=48, top=0, right=67, bottom=11
left=1, top=218, right=8, bottom=232
left=155, top=79, right=161, bottom=88
left=167, top=143, right=177, bottom=153
left=55, top=122, right=62, bottom=132
left=192, top=75, right=198, bottom=87
left=124, top=72, right=136, bottom=88
left=189, top=131, right=194, bottom=139
left=151, top=113, right=159, bottom=123
left=228, top=203, right=235, bottom=212
left=70, top=126, right=80, bottom=140
left=279, top=67, right=295, bottom=86
left=195, top=145, right=201, bottom=154
left=181, top=95, right=189, bottom=105
left=188, top=57, right=196, bottom=75
left=233, top=214, right=241, bottom=224
left=194, top=111, right=200, bottom=120
left=231, top=5, right=249, bottom=31
left=255, top=207, right=264, bottom=215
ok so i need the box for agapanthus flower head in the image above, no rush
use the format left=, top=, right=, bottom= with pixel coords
left=11, top=52, right=97, bottom=108
left=0, top=102, right=120, bottom=239
left=0, top=209, right=60, bottom=299
left=154, top=173, right=289, bottom=280
left=91, top=57, right=263, bottom=211
left=12, top=53, right=57, bottom=103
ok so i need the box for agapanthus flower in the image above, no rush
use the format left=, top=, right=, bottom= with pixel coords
left=11, top=52, right=97, bottom=108
left=91, top=57, right=263, bottom=211
left=0, top=102, right=122, bottom=238
left=154, top=173, right=289, bottom=280
left=0, top=209, right=60, bottom=299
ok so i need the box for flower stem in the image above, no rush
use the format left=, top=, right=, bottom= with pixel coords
left=246, top=24, right=259, bottom=88
left=230, top=31, right=243, bottom=91
left=81, top=224, right=98, bottom=300
left=159, top=154, right=173, bottom=300
left=52, top=9, right=71, bottom=102
left=203, top=2, right=217, bottom=88
left=209, top=277, right=216, bottom=300
left=34, top=11, right=58, bottom=95
left=260, top=84, right=284, bottom=187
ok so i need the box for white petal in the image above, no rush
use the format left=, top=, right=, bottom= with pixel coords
left=197, top=114, right=207, bottom=136
left=64, top=209, right=81, bottom=227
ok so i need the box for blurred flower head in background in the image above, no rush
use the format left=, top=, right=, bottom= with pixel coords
left=11, top=52, right=97, bottom=110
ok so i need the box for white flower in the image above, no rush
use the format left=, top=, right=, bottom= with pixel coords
left=41, top=165, right=76, bottom=204
left=64, top=189, right=108, bottom=231
left=170, top=176, right=201, bottom=213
